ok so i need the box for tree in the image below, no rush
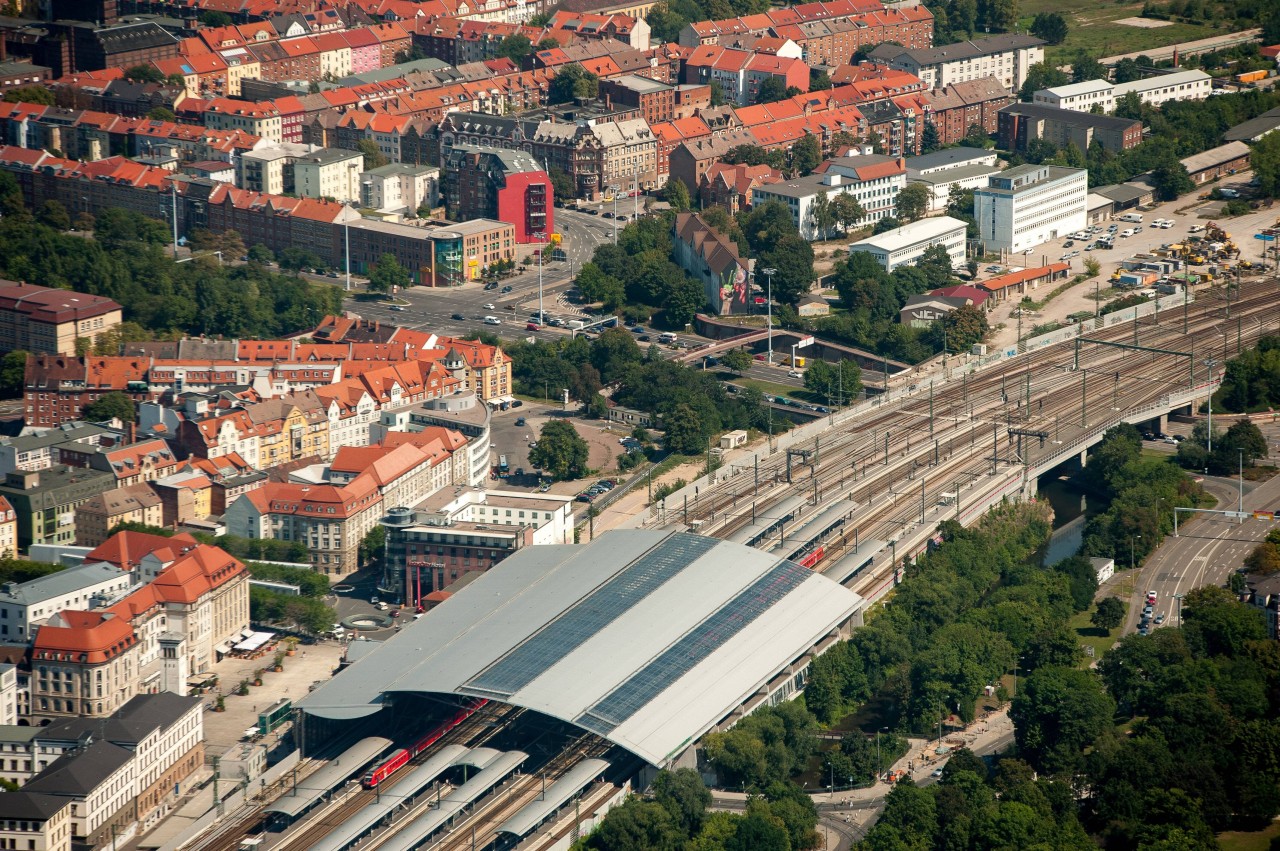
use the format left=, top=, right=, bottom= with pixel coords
left=1092, top=597, right=1125, bottom=631
left=199, top=9, right=232, bottom=26
left=548, top=166, right=576, bottom=202
left=3, top=86, right=54, bottom=105
left=790, top=135, right=821, bottom=176
left=83, top=391, right=136, bottom=423
left=1071, top=51, right=1108, bottom=84
left=829, top=193, right=867, bottom=233
left=662, top=177, right=691, bottom=212
left=1019, top=62, right=1070, bottom=101
left=977, top=0, right=1019, bottom=32
left=894, top=182, right=929, bottom=223
left=496, top=33, right=533, bottom=61
left=758, top=235, right=815, bottom=305
left=124, top=64, right=165, bottom=84
left=1030, top=11, right=1068, bottom=44
left=872, top=216, right=901, bottom=235
left=537, top=37, right=560, bottom=51
left=811, top=70, right=833, bottom=91
left=1221, top=419, right=1268, bottom=467
left=652, top=769, right=711, bottom=836
left=720, top=348, right=752, bottom=375
left=1011, top=666, right=1115, bottom=775
left=529, top=419, right=590, bottom=479
left=0, top=351, right=27, bottom=398
left=1113, top=57, right=1143, bottom=83
left=804, top=358, right=862, bottom=402
left=36, top=200, right=71, bottom=231
left=359, top=526, right=385, bottom=566
left=937, top=304, right=988, bottom=351
left=754, top=77, right=791, bottom=104
left=709, top=80, right=727, bottom=107
left=357, top=138, right=389, bottom=170
left=1149, top=158, right=1195, bottom=201
left=1084, top=256, right=1101, bottom=278
left=548, top=64, right=599, bottom=103
left=147, top=106, right=176, bottom=121
left=247, top=244, right=275, bottom=264
left=368, top=253, right=410, bottom=294
left=575, top=262, right=625, bottom=309
left=921, top=122, right=940, bottom=154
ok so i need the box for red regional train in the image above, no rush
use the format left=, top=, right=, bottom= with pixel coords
left=361, top=699, right=489, bottom=788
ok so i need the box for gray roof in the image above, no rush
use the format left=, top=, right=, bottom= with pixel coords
left=24, top=740, right=133, bottom=796
left=904, top=147, right=997, bottom=172
left=0, top=791, right=70, bottom=821
left=752, top=174, right=840, bottom=199
left=0, top=725, right=40, bottom=745
left=365, top=163, right=439, bottom=178
left=872, top=34, right=1044, bottom=66
left=0, top=423, right=114, bottom=454
left=38, top=693, right=199, bottom=750
left=1094, top=183, right=1151, bottom=203
left=1224, top=106, right=1280, bottom=142
left=998, top=101, right=1140, bottom=132
left=1180, top=141, right=1251, bottom=174
left=299, top=530, right=861, bottom=767
left=907, top=162, right=1001, bottom=185
left=298, top=147, right=362, bottom=166
left=339, top=58, right=450, bottom=86
left=0, top=561, right=126, bottom=607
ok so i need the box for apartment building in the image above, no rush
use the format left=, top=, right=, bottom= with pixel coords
left=0, top=282, right=122, bottom=357
left=998, top=103, right=1143, bottom=154
left=202, top=99, right=282, bottom=144
left=0, top=792, right=73, bottom=851
left=975, top=164, right=1088, bottom=253
left=672, top=212, right=751, bottom=315
left=869, top=34, right=1045, bottom=93
left=848, top=215, right=968, bottom=271
left=0, top=496, right=15, bottom=559
left=750, top=154, right=907, bottom=240
left=0, top=467, right=116, bottom=551
left=237, top=142, right=321, bottom=195
left=292, top=147, right=364, bottom=204
left=360, top=163, right=439, bottom=216
left=1112, top=69, right=1212, bottom=107
left=442, top=146, right=552, bottom=244
left=74, top=484, right=164, bottom=547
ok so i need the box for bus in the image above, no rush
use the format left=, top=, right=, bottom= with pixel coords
left=498, top=455, right=509, bottom=476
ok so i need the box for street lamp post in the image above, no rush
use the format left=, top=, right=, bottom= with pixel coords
left=760, top=267, right=777, bottom=365
left=1205, top=358, right=1216, bottom=454
left=1130, top=534, right=1141, bottom=570
left=533, top=231, right=546, bottom=323
left=610, top=185, right=620, bottom=243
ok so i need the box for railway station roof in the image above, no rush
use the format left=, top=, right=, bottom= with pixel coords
left=298, top=530, right=862, bottom=767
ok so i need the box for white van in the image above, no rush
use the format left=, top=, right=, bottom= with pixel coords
left=1119, top=212, right=1144, bottom=223
left=658, top=332, right=678, bottom=344
left=483, top=316, right=501, bottom=325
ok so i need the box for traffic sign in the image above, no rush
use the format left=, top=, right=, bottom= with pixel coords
left=1255, top=511, right=1275, bottom=520
left=796, top=336, right=815, bottom=349
left=1256, top=233, right=1276, bottom=241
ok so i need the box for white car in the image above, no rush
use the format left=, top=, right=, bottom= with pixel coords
left=483, top=316, right=501, bottom=325
left=788, top=370, right=803, bottom=378
left=483, top=302, right=496, bottom=310
left=1120, top=228, right=1135, bottom=238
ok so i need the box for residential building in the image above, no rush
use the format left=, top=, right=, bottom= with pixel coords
left=237, top=142, right=321, bottom=195
left=751, top=154, right=907, bottom=240
left=697, top=162, right=782, bottom=214
left=58, top=438, right=181, bottom=488
left=382, top=487, right=573, bottom=604
left=672, top=212, right=750, bottom=315
left=0, top=728, right=41, bottom=786
left=849, top=215, right=967, bottom=272
left=1032, top=79, right=1116, bottom=113
left=360, top=163, right=440, bottom=215
left=292, top=147, right=364, bottom=204
left=1246, top=573, right=1280, bottom=640
left=599, top=76, right=675, bottom=124
left=998, top=102, right=1143, bottom=154
left=0, top=496, right=15, bottom=559
left=0, top=561, right=131, bottom=642
left=924, top=77, right=1014, bottom=145
left=869, top=34, right=1045, bottom=93
left=681, top=45, right=809, bottom=106
left=0, top=424, right=117, bottom=477
left=1113, top=69, right=1212, bottom=108
left=900, top=292, right=970, bottom=327
left=74, top=484, right=164, bottom=547
left=202, top=99, right=282, bottom=144
left=976, top=165, right=1087, bottom=254
left=0, top=792, right=72, bottom=851
left=0, top=281, right=122, bottom=357
left=0, top=61, right=52, bottom=93
left=0, top=467, right=116, bottom=552
left=442, top=145, right=552, bottom=244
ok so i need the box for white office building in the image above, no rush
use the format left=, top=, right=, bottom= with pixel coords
left=848, top=216, right=968, bottom=272
left=750, top=154, right=907, bottom=240
left=1113, top=69, right=1212, bottom=108
left=360, top=163, right=440, bottom=216
left=0, top=562, right=132, bottom=643
left=905, top=148, right=1002, bottom=212
left=293, top=148, right=364, bottom=204
left=975, top=164, right=1088, bottom=254
left=1032, top=79, right=1115, bottom=113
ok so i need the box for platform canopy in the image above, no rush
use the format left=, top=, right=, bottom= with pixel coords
left=298, top=530, right=862, bottom=767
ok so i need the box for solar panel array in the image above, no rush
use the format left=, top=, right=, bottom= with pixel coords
left=576, top=559, right=809, bottom=736
left=462, top=534, right=718, bottom=699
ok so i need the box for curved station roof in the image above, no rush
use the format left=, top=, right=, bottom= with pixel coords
left=298, top=530, right=862, bottom=766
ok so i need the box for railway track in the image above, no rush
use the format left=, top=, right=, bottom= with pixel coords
left=270, top=703, right=521, bottom=851
left=682, top=277, right=1280, bottom=589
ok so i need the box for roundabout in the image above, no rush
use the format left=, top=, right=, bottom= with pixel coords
left=340, top=613, right=393, bottom=631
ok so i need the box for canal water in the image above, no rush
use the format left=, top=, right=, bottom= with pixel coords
left=1038, top=475, right=1093, bottom=566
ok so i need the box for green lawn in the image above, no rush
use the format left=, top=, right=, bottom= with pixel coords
left=1018, top=0, right=1218, bottom=64
left=732, top=376, right=827, bottom=405
left=1218, top=821, right=1280, bottom=851
left=1069, top=603, right=1126, bottom=665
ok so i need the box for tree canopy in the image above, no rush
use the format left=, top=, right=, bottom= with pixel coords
left=528, top=419, right=590, bottom=480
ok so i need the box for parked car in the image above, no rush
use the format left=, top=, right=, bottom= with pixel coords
left=515, top=417, right=526, bottom=426
left=483, top=302, right=496, bottom=310
left=451, top=312, right=465, bottom=320
left=389, top=305, right=405, bottom=311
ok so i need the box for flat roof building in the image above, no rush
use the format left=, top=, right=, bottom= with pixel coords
left=1032, top=79, right=1115, bottom=113
left=298, top=530, right=864, bottom=769
left=1113, top=69, right=1212, bottom=108
left=976, top=165, right=1087, bottom=254
left=0, top=282, right=122, bottom=357
left=849, top=215, right=967, bottom=272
